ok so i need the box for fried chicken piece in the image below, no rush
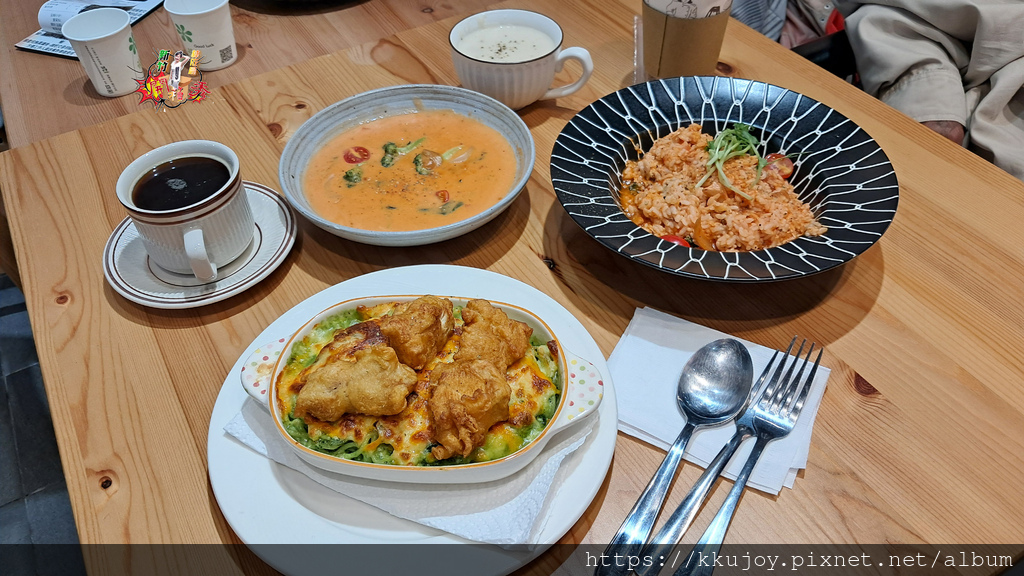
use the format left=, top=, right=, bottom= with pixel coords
left=293, top=322, right=417, bottom=420
left=454, top=299, right=533, bottom=369
left=379, top=296, right=455, bottom=370
left=428, top=359, right=511, bottom=460
left=304, top=320, right=387, bottom=366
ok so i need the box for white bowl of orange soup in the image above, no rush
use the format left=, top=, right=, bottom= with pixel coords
left=279, top=84, right=535, bottom=246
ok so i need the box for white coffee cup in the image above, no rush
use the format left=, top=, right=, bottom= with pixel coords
left=61, top=8, right=143, bottom=97
left=116, top=141, right=254, bottom=282
left=164, top=0, right=237, bottom=71
left=450, top=10, right=594, bottom=110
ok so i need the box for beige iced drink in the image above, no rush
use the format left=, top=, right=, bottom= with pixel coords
left=643, top=0, right=732, bottom=78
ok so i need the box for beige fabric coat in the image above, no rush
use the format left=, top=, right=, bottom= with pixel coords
left=844, top=0, right=1024, bottom=181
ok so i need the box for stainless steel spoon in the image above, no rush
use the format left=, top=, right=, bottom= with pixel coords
left=595, top=339, right=753, bottom=576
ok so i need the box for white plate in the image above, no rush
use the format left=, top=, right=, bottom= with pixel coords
left=207, top=265, right=618, bottom=575
left=103, top=182, right=296, bottom=309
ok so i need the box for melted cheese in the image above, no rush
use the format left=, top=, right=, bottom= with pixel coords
left=276, top=302, right=561, bottom=466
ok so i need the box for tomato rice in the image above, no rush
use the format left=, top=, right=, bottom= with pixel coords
left=620, top=124, right=826, bottom=252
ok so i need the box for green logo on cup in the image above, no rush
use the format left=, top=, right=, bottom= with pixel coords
left=128, top=36, right=136, bottom=54
left=175, top=24, right=192, bottom=43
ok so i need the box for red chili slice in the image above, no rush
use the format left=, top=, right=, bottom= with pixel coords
left=661, top=235, right=691, bottom=247
left=765, top=153, right=794, bottom=178
left=343, top=146, right=371, bottom=164
left=435, top=190, right=449, bottom=202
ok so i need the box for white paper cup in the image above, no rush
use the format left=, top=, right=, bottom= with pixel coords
left=164, top=0, right=237, bottom=71
left=62, top=8, right=143, bottom=97
left=450, top=10, right=594, bottom=110
left=116, top=141, right=254, bottom=282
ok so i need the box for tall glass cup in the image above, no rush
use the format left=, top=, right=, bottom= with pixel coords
left=643, top=0, right=732, bottom=78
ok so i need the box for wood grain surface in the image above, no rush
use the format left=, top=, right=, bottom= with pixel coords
left=1, top=0, right=1023, bottom=574
left=0, top=0, right=497, bottom=147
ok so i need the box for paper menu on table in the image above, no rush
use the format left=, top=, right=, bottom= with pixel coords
left=16, top=0, right=164, bottom=59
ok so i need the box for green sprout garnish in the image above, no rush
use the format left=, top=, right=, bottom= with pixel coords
left=694, top=123, right=765, bottom=201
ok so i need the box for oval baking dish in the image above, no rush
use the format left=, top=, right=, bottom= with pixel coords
left=240, top=295, right=602, bottom=483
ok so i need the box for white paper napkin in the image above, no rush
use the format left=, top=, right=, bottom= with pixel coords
left=608, top=307, right=830, bottom=495
left=223, top=398, right=593, bottom=547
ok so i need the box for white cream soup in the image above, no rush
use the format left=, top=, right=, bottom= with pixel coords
left=458, top=24, right=556, bottom=62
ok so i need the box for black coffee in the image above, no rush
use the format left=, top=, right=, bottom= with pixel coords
left=132, top=156, right=230, bottom=211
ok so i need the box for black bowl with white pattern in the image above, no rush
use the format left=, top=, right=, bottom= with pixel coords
left=550, top=76, right=899, bottom=282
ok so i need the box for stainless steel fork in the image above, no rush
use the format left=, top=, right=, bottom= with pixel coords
left=673, top=338, right=822, bottom=576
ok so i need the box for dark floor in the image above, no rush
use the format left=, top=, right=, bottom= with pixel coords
left=0, top=273, right=86, bottom=574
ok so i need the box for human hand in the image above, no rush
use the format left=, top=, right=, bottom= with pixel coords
left=922, top=120, right=965, bottom=146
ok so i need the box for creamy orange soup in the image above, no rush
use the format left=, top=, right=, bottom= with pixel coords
left=304, top=110, right=517, bottom=232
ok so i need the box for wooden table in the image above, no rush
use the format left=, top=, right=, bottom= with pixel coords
left=2, top=0, right=1023, bottom=573
left=0, top=0, right=497, bottom=147
left=0, top=0, right=496, bottom=286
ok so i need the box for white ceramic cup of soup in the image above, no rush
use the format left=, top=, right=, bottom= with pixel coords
left=450, top=10, right=594, bottom=110
left=115, top=140, right=254, bottom=282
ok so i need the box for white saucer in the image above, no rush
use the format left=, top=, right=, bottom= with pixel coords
left=103, top=182, right=297, bottom=309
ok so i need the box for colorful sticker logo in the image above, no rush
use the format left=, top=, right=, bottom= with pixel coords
left=135, top=49, right=210, bottom=109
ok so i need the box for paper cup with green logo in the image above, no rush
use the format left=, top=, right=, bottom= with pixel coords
left=62, top=8, right=143, bottom=97
left=164, top=0, right=237, bottom=71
